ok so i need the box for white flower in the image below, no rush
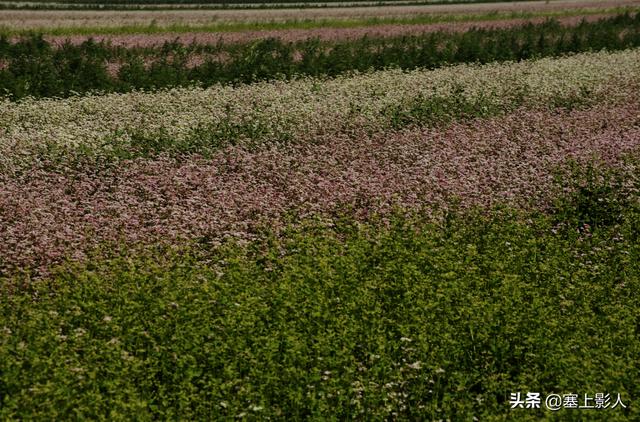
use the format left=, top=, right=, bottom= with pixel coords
left=407, top=361, right=422, bottom=370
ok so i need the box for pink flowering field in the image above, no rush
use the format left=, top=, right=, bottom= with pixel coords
left=1, top=42, right=640, bottom=421
left=2, top=100, right=640, bottom=274
left=39, top=14, right=614, bottom=47
left=1, top=48, right=639, bottom=275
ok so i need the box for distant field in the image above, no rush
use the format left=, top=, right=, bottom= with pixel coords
left=0, top=0, right=579, bottom=10
left=33, top=13, right=620, bottom=46
left=1, top=0, right=638, bottom=33
left=0, top=0, right=543, bottom=3
left=2, top=14, right=640, bottom=99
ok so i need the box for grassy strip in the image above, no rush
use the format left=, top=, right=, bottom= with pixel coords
left=2, top=7, right=636, bottom=36
left=1, top=160, right=639, bottom=420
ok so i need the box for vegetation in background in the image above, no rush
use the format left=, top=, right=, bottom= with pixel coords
left=2, top=7, right=635, bottom=35
left=1, top=13, right=639, bottom=99
left=0, top=0, right=552, bottom=10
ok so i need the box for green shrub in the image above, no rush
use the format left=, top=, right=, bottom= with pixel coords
left=2, top=13, right=640, bottom=99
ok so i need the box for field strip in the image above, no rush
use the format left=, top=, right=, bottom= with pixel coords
left=1, top=0, right=638, bottom=33
left=2, top=48, right=639, bottom=175
left=2, top=99, right=639, bottom=275
left=37, top=13, right=622, bottom=46
left=0, top=0, right=567, bottom=10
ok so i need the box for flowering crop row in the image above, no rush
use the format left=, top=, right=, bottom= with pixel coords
left=39, top=14, right=615, bottom=48
left=2, top=99, right=639, bottom=275
left=1, top=48, right=639, bottom=175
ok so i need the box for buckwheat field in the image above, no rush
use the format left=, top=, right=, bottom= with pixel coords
left=1, top=0, right=639, bottom=419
